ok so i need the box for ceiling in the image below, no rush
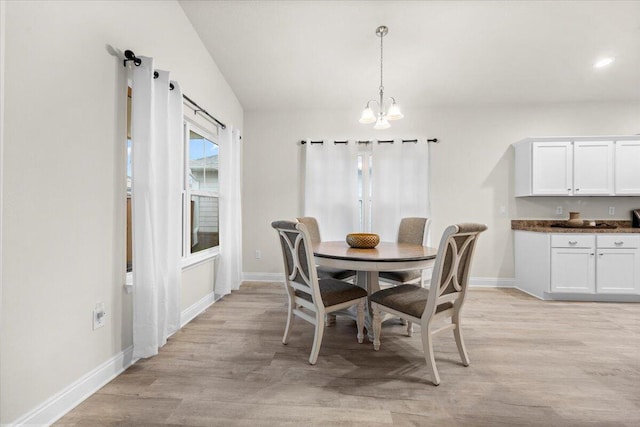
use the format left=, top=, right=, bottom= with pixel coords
left=180, top=1, right=640, bottom=112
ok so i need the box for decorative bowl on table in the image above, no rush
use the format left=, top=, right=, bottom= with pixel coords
left=346, top=233, right=380, bottom=249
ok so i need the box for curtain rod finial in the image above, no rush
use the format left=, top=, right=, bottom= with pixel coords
left=123, top=49, right=141, bottom=67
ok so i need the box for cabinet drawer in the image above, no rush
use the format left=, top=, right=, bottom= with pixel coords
left=597, top=235, right=640, bottom=249
left=551, top=234, right=595, bottom=248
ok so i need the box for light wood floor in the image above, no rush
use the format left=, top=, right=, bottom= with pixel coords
left=57, top=282, right=640, bottom=426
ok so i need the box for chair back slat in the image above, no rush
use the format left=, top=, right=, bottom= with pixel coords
left=424, top=223, right=487, bottom=319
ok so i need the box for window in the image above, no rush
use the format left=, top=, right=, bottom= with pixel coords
left=183, top=122, right=219, bottom=258
left=357, top=151, right=373, bottom=232
left=304, top=139, right=429, bottom=242
left=126, top=95, right=221, bottom=278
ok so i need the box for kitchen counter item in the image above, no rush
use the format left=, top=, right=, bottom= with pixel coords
left=567, top=212, right=582, bottom=227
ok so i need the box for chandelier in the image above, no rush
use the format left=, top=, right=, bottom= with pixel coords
left=359, top=25, right=403, bottom=129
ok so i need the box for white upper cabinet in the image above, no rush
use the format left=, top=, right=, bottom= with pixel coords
left=514, top=136, right=637, bottom=197
left=531, top=142, right=573, bottom=195
left=615, top=140, right=640, bottom=195
left=573, top=141, right=614, bottom=195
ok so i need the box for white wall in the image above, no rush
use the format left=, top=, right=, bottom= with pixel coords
left=242, top=102, right=640, bottom=280
left=1, top=1, right=242, bottom=424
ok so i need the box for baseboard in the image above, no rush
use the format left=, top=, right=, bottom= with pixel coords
left=242, top=272, right=284, bottom=282
left=542, top=292, right=640, bottom=302
left=12, top=346, right=135, bottom=427
left=242, top=273, right=515, bottom=289
left=469, top=277, right=515, bottom=288
left=180, top=291, right=217, bottom=327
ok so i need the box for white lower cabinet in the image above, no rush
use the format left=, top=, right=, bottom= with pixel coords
left=551, top=248, right=595, bottom=293
left=515, top=231, right=640, bottom=300
left=595, top=235, right=640, bottom=293
left=550, top=235, right=596, bottom=293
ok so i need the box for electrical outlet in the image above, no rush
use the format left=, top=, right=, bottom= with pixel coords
left=556, top=206, right=563, bottom=215
left=255, top=250, right=261, bottom=259
left=93, top=302, right=106, bottom=330
left=608, top=206, right=615, bottom=216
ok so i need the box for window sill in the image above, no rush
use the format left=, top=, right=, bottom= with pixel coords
left=123, top=248, right=219, bottom=293
left=182, top=247, right=220, bottom=270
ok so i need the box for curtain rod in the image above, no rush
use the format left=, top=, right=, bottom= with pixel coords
left=124, top=50, right=227, bottom=130
left=182, top=95, right=226, bottom=130
left=299, top=138, right=438, bottom=145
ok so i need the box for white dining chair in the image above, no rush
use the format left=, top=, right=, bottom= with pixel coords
left=370, top=223, right=487, bottom=385
left=272, top=220, right=367, bottom=364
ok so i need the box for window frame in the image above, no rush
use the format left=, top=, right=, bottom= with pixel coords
left=182, top=118, right=220, bottom=269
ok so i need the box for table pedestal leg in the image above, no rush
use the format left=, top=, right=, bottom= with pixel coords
left=355, top=270, right=379, bottom=340
left=328, top=271, right=382, bottom=341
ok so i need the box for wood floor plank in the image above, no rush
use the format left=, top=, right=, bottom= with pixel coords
left=56, top=282, right=640, bottom=426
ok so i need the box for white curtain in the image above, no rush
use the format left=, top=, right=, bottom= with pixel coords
left=131, top=57, right=182, bottom=359
left=304, top=141, right=360, bottom=240
left=371, top=140, right=430, bottom=242
left=215, top=127, right=243, bottom=296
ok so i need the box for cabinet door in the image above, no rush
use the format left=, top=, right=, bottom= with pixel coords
left=573, top=141, right=614, bottom=195
left=596, top=249, right=639, bottom=294
left=615, top=140, right=640, bottom=195
left=532, top=142, right=573, bottom=195
left=551, top=248, right=595, bottom=293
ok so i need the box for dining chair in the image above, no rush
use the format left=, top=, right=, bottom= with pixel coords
left=296, top=217, right=356, bottom=281
left=378, top=217, right=430, bottom=287
left=370, top=223, right=487, bottom=385
left=272, top=220, right=367, bottom=365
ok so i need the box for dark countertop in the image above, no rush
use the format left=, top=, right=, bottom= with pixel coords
left=512, top=220, right=640, bottom=234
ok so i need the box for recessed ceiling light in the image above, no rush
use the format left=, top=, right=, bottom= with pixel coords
left=594, top=57, right=615, bottom=68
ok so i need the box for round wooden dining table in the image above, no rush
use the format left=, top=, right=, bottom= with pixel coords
left=313, top=241, right=438, bottom=335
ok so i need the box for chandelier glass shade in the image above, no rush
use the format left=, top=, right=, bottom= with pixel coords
left=359, top=25, right=403, bottom=129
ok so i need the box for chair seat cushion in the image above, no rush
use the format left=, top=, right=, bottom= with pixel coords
left=317, top=266, right=356, bottom=281
left=295, top=278, right=367, bottom=307
left=378, top=269, right=422, bottom=283
left=370, top=284, right=453, bottom=318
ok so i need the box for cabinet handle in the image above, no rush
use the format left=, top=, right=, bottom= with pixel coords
left=614, top=241, right=624, bottom=245
left=590, top=253, right=595, bottom=256
left=569, top=241, right=578, bottom=245
left=567, top=188, right=571, bottom=191
left=599, top=253, right=604, bottom=256
left=576, top=188, right=580, bottom=191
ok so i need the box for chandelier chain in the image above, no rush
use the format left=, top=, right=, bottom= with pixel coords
left=379, top=30, right=384, bottom=92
